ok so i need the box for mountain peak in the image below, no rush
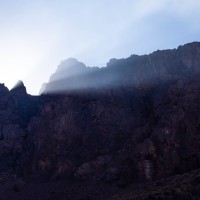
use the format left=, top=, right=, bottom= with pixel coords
left=57, top=58, right=86, bottom=72
left=0, top=83, right=9, bottom=95
left=48, top=58, right=87, bottom=84
left=42, top=42, right=200, bottom=94
left=10, top=80, right=27, bottom=95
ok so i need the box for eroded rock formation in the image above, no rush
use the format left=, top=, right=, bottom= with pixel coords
left=1, top=42, right=200, bottom=199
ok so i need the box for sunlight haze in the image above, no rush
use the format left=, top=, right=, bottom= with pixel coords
left=0, top=0, right=200, bottom=94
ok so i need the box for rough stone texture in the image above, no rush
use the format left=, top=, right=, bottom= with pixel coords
left=0, top=82, right=40, bottom=180
left=1, top=42, right=200, bottom=199
left=22, top=42, right=200, bottom=183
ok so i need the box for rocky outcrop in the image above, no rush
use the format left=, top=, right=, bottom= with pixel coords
left=25, top=76, right=200, bottom=184
left=2, top=42, right=200, bottom=200
left=0, top=81, right=40, bottom=180
left=42, top=58, right=99, bottom=93
left=43, top=42, right=200, bottom=93
left=9, top=42, right=198, bottom=185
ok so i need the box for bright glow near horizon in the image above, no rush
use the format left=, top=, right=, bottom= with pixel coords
left=0, top=0, right=200, bottom=94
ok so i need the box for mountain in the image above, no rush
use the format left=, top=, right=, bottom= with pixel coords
left=40, top=58, right=99, bottom=93
left=42, top=42, right=200, bottom=93
left=1, top=42, right=200, bottom=199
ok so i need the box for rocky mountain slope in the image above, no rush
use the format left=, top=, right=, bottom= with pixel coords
left=1, top=42, right=200, bottom=199
left=43, top=42, right=200, bottom=93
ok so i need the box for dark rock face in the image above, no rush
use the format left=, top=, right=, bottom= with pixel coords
left=26, top=78, right=200, bottom=183
left=26, top=42, right=200, bottom=183
left=1, top=42, right=200, bottom=199
left=0, top=81, right=40, bottom=181
left=24, top=89, right=149, bottom=181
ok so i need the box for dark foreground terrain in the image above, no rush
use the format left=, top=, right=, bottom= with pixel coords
left=1, top=169, right=200, bottom=200
left=1, top=42, right=200, bottom=199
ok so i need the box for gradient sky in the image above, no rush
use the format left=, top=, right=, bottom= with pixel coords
left=0, top=0, right=200, bottom=94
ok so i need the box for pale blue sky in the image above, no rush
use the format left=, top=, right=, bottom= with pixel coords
left=0, top=0, right=200, bottom=94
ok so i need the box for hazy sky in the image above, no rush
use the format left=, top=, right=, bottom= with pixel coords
left=0, top=0, right=200, bottom=94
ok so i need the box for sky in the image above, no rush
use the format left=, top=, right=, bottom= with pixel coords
left=0, top=0, right=200, bottom=95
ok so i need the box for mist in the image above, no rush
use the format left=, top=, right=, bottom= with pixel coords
left=40, top=42, right=200, bottom=94
left=0, top=0, right=200, bottom=94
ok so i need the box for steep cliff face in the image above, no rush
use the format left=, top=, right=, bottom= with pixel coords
left=24, top=88, right=151, bottom=181
left=1, top=42, right=200, bottom=194
left=24, top=79, right=200, bottom=184
left=0, top=82, right=41, bottom=182
left=19, top=42, right=200, bottom=184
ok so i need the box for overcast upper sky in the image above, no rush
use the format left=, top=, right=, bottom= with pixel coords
left=0, top=0, right=200, bottom=94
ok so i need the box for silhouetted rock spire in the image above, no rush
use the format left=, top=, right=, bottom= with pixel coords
left=10, top=80, right=27, bottom=95
left=0, top=83, right=9, bottom=95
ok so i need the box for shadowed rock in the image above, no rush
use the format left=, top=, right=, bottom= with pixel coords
left=1, top=42, right=200, bottom=199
